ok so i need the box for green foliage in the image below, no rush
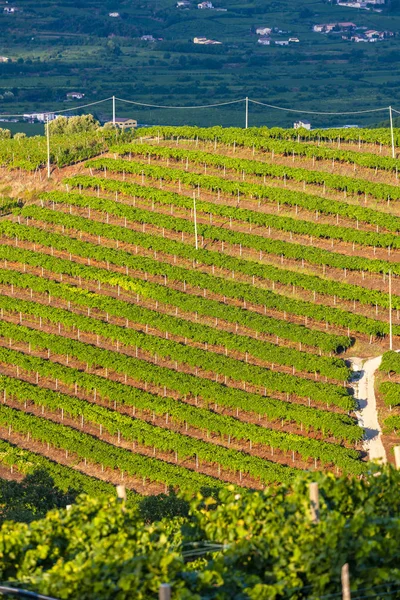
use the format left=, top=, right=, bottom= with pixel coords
left=0, top=267, right=350, bottom=381
left=0, top=244, right=348, bottom=353
left=47, top=114, right=100, bottom=136
left=0, top=467, right=399, bottom=599
left=42, top=188, right=398, bottom=313
left=141, top=125, right=400, bottom=173
left=380, top=350, right=400, bottom=374
left=379, top=381, right=400, bottom=407
left=0, top=469, right=76, bottom=525
left=84, top=158, right=400, bottom=235
left=115, top=139, right=400, bottom=201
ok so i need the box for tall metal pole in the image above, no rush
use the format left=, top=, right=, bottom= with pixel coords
left=389, top=269, right=393, bottom=351
left=245, top=96, right=249, bottom=129
left=46, top=114, right=51, bottom=178
left=112, top=95, right=116, bottom=126
left=389, top=106, right=395, bottom=159
left=193, top=191, right=198, bottom=250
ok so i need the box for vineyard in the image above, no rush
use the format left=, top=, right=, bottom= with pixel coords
left=0, top=124, right=399, bottom=503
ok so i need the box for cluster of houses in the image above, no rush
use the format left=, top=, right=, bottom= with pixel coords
left=256, top=27, right=299, bottom=46
left=176, top=1, right=227, bottom=9
left=313, top=22, right=393, bottom=42
left=313, top=22, right=357, bottom=33
left=348, top=29, right=393, bottom=42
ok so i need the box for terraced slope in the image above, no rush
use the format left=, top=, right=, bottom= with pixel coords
left=1, top=125, right=399, bottom=495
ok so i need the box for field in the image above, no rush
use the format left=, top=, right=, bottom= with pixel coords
left=3, top=0, right=400, bottom=128
left=0, top=124, right=399, bottom=503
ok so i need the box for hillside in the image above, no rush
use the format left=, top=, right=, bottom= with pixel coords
left=0, top=124, right=398, bottom=504
left=2, top=0, right=400, bottom=127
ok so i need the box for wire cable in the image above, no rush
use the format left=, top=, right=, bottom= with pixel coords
left=115, top=97, right=246, bottom=109
left=0, top=98, right=113, bottom=119
left=249, top=99, right=390, bottom=116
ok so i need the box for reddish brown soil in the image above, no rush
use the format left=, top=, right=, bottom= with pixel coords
left=0, top=324, right=358, bottom=451
left=0, top=282, right=341, bottom=385
left=2, top=235, right=396, bottom=358
left=158, top=138, right=400, bottom=190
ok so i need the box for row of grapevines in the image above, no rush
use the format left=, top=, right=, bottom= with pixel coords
left=112, top=140, right=400, bottom=201
left=41, top=190, right=399, bottom=310
left=9, top=210, right=397, bottom=338
left=379, top=382, right=400, bottom=407
left=0, top=404, right=224, bottom=491
left=251, top=126, right=400, bottom=147
left=0, top=245, right=347, bottom=353
left=380, top=351, right=400, bottom=374
left=0, top=292, right=349, bottom=403
left=0, top=334, right=359, bottom=442
left=383, top=416, right=400, bottom=434
left=82, top=160, right=400, bottom=234
left=140, top=126, right=400, bottom=172
left=0, top=269, right=349, bottom=380
left=45, top=182, right=400, bottom=250
left=0, top=345, right=363, bottom=467
left=0, top=438, right=140, bottom=505
left=0, top=315, right=351, bottom=408
left=0, top=344, right=361, bottom=448
left=0, top=374, right=297, bottom=484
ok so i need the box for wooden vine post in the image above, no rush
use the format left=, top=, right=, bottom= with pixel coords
left=309, top=482, right=319, bottom=523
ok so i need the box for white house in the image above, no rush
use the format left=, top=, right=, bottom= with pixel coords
left=141, top=35, right=155, bottom=41
left=3, top=6, right=19, bottom=12
left=289, top=37, right=300, bottom=43
left=258, top=37, right=271, bottom=45
left=177, top=1, right=190, bottom=6
left=198, top=1, right=213, bottom=8
left=66, top=92, right=85, bottom=100
left=256, top=27, right=272, bottom=36
left=294, top=120, right=311, bottom=130
left=109, top=12, right=120, bottom=17
left=275, top=40, right=289, bottom=46
left=0, top=56, right=10, bottom=63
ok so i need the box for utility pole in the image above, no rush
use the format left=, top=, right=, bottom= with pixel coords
left=193, top=191, right=198, bottom=250
left=112, top=95, right=116, bottom=126
left=389, top=106, right=395, bottom=159
left=46, top=114, right=51, bottom=179
left=245, top=96, right=249, bottom=129
left=389, top=269, right=393, bottom=351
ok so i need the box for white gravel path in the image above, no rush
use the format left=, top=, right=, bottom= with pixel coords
left=350, top=355, right=386, bottom=464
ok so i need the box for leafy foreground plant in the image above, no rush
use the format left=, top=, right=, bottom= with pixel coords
left=0, top=466, right=399, bottom=599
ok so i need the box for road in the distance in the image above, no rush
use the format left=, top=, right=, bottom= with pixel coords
left=350, top=355, right=387, bottom=464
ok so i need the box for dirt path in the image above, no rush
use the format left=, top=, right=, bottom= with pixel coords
left=351, top=355, right=386, bottom=463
